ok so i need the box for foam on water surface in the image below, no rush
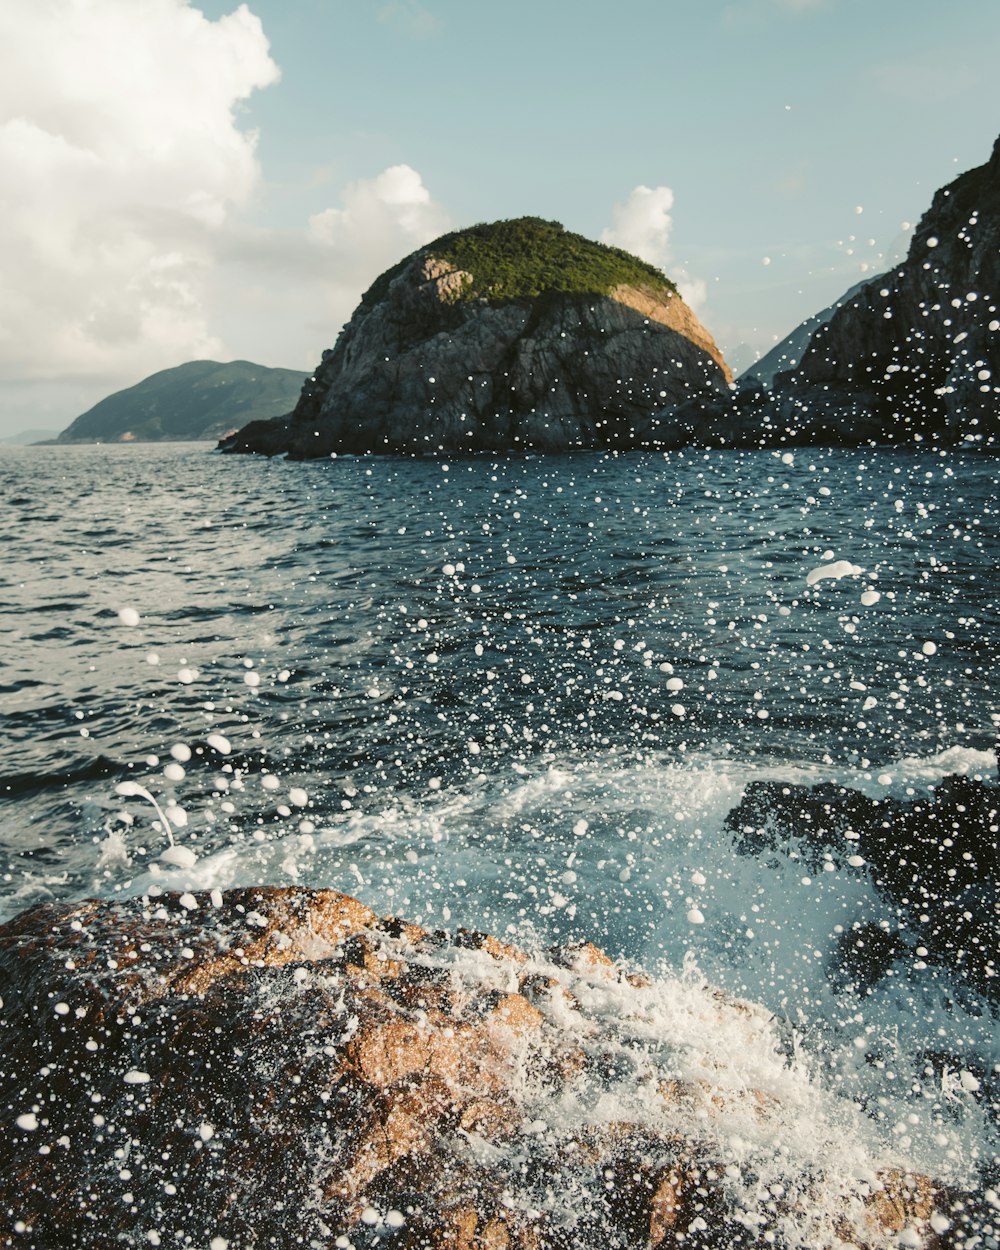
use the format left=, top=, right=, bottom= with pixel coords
left=354, top=932, right=974, bottom=1247
left=1, top=444, right=997, bottom=1222
left=107, top=743, right=998, bottom=1195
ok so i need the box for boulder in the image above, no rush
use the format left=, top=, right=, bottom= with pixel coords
left=725, top=774, right=999, bottom=999
left=0, top=887, right=988, bottom=1248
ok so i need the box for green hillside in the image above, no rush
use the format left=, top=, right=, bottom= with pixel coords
left=362, top=217, right=677, bottom=308
left=58, top=360, right=305, bottom=443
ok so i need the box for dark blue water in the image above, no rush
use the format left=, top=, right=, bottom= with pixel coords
left=1, top=443, right=997, bottom=913
left=1, top=440, right=998, bottom=1189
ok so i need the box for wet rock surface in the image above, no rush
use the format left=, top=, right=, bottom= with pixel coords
left=0, top=887, right=992, bottom=1249
left=726, top=774, right=999, bottom=1000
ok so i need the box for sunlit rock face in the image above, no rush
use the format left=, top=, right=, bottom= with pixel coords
left=670, top=134, right=1000, bottom=447
left=219, top=219, right=733, bottom=457
left=0, top=887, right=989, bottom=1249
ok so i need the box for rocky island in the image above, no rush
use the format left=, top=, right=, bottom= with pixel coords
left=219, top=218, right=733, bottom=457
left=219, top=136, right=999, bottom=458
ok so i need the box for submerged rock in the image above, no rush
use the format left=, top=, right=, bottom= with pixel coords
left=219, top=218, right=734, bottom=457
left=726, top=774, right=999, bottom=1000
left=0, top=886, right=989, bottom=1249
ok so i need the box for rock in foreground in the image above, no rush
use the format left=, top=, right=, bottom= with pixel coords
left=219, top=218, right=733, bottom=457
left=0, top=887, right=989, bottom=1249
left=726, top=773, right=999, bottom=1001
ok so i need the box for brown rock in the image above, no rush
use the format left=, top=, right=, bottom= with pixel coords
left=0, top=887, right=985, bottom=1250
left=459, top=1097, right=520, bottom=1139
left=864, top=1170, right=940, bottom=1241
left=346, top=1016, right=440, bottom=1088
left=549, top=939, right=616, bottom=974
left=648, top=1166, right=687, bottom=1246
left=479, top=991, right=546, bottom=1034
left=328, top=1076, right=454, bottom=1201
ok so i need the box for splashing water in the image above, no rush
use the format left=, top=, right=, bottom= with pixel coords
left=0, top=442, right=996, bottom=1214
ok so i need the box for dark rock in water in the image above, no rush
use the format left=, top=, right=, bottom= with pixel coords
left=57, top=359, right=306, bottom=444
left=662, top=133, right=1000, bottom=447
left=0, top=887, right=984, bottom=1249
left=725, top=774, right=999, bottom=999
left=219, top=218, right=734, bottom=457
left=833, top=922, right=909, bottom=994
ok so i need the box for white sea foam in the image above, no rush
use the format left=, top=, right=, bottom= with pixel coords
left=318, top=912, right=991, bottom=1247
left=806, top=559, right=864, bottom=586
left=110, top=744, right=995, bottom=1194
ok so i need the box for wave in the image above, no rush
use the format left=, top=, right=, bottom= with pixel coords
left=89, top=744, right=992, bottom=1181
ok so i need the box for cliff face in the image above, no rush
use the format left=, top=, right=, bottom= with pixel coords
left=0, top=887, right=987, bottom=1249
left=220, top=222, right=733, bottom=457
left=781, top=133, right=1000, bottom=442
left=660, top=134, right=1000, bottom=447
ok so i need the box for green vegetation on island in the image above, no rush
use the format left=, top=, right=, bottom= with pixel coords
left=362, top=217, right=677, bottom=308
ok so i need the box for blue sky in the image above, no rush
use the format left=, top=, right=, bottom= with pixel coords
left=1, top=0, right=998, bottom=437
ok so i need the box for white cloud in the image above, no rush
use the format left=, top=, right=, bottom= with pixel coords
left=308, top=164, right=449, bottom=258
left=602, top=185, right=675, bottom=268
left=0, top=0, right=279, bottom=384
left=602, top=185, right=707, bottom=310
left=197, top=164, right=450, bottom=373
left=0, top=0, right=452, bottom=436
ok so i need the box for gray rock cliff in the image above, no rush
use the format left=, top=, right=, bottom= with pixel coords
left=220, top=219, right=734, bottom=457
left=659, top=134, right=1000, bottom=447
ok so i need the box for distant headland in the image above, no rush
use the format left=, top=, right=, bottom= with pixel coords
left=53, top=359, right=305, bottom=445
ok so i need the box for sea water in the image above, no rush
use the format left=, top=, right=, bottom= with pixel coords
left=0, top=441, right=997, bottom=1214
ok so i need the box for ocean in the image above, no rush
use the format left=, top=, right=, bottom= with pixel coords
left=1, top=440, right=997, bottom=1212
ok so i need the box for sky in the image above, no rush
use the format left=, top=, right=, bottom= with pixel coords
left=1, top=0, right=998, bottom=439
